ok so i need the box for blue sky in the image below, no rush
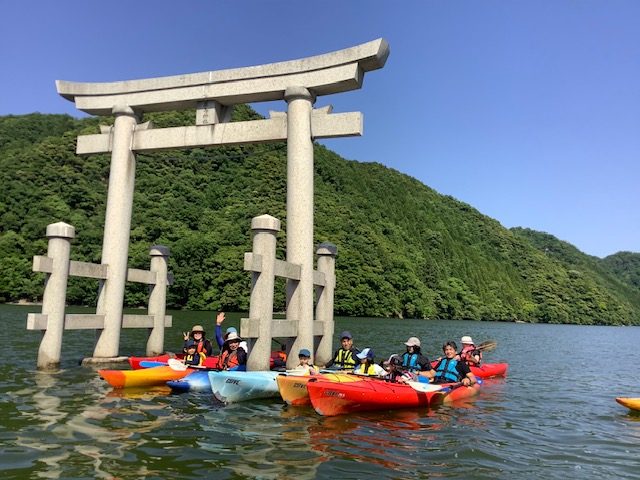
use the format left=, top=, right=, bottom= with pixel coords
left=1, top=1, right=638, bottom=258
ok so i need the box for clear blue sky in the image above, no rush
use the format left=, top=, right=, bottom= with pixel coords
left=1, top=1, right=638, bottom=258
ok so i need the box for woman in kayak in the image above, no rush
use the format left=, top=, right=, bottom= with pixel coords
left=458, top=335, right=482, bottom=366
left=421, top=341, right=477, bottom=386
left=183, top=340, right=206, bottom=367
left=218, top=332, right=247, bottom=371
left=214, top=312, right=249, bottom=353
left=323, top=331, right=360, bottom=370
left=182, top=324, right=214, bottom=356
left=399, top=337, right=432, bottom=373
left=353, top=348, right=385, bottom=376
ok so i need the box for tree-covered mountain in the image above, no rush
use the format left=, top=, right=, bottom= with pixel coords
left=1, top=111, right=639, bottom=325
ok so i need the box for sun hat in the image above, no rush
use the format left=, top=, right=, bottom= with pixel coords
left=191, top=325, right=205, bottom=335
left=339, top=331, right=353, bottom=340
left=298, top=348, right=311, bottom=358
left=404, top=337, right=421, bottom=347
left=461, top=336, right=474, bottom=344
left=356, top=348, right=374, bottom=360
left=224, top=332, right=242, bottom=344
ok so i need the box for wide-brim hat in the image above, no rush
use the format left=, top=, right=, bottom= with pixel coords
left=224, top=331, right=242, bottom=344
left=405, top=337, right=421, bottom=347
left=191, top=325, right=205, bottom=335
left=461, top=336, right=474, bottom=344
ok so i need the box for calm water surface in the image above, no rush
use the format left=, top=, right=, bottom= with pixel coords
left=2, top=304, right=639, bottom=479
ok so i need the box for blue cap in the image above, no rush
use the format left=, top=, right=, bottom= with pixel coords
left=356, top=348, right=374, bottom=360
left=298, top=348, right=311, bottom=357
left=340, top=331, right=352, bottom=340
left=185, top=340, right=197, bottom=348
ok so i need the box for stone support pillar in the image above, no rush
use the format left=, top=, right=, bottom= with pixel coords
left=38, top=222, right=75, bottom=369
left=94, top=105, right=139, bottom=358
left=146, top=245, right=170, bottom=356
left=246, top=215, right=280, bottom=371
left=314, top=242, right=337, bottom=365
left=284, top=87, right=315, bottom=367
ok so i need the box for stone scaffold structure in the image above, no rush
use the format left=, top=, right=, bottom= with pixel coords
left=28, top=39, right=389, bottom=369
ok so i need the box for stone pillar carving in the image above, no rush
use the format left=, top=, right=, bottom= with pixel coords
left=284, top=87, right=315, bottom=367
left=315, top=242, right=337, bottom=365
left=38, top=222, right=75, bottom=369
left=146, top=245, right=170, bottom=356
left=246, top=215, right=281, bottom=371
left=94, top=105, right=139, bottom=358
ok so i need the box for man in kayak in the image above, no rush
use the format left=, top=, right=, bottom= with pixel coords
left=421, top=341, right=478, bottom=386
left=399, top=337, right=432, bottom=373
left=218, top=332, right=247, bottom=371
left=458, top=335, right=482, bottom=366
left=353, top=348, right=385, bottom=376
left=182, top=324, right=214, bottom=356
left=323, top=331, right=360, bottom=370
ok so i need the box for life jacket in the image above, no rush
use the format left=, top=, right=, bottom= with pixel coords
left=184, top=352, right=205, bottom=367
left=435, top=358, right=460, bottom=383
left=333, top=349, right=357, bottom=369
left=460, top=345, right=482, bottom=365
left=354, top=363, right=377, bottom=376
left=219, top=350, right=240, bottom=370
left=402, top=352, right=420, bottom=372
left=270, top=350, right=287, bottom=369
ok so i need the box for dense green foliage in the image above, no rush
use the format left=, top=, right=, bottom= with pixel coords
left=1, top=112, right=639, bottom=325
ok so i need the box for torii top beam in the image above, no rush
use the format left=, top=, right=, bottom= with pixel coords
left=56, top=39, right=389, bottom=115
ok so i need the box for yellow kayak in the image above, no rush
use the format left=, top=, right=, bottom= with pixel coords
left=616, top=397, right=640, bottom=412
left=277, top=372, right=363, bottom=406
left=99, top=365, right=193, bottom=388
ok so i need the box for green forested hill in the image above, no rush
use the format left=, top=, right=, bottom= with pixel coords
left=1, top=111, right=639, bottom=325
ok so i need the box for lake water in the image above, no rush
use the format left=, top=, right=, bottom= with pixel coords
left=2, top=304, right=639, bottom=479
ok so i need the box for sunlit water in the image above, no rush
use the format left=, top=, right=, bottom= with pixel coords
left=2, top=304, right=639, bottom=479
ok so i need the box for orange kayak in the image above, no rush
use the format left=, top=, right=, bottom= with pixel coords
left=98, top=365, right=194, bottom=388
left=277, top=372, right=362, bottom=406
left=615, top=397, right=640, bottom=412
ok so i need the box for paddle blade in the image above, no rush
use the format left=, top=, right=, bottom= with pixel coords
left=477, top=340, right=497, bottom=352
left=406, top=381, right=447, bottom=393
left=168, top=358, right=188, bottom=371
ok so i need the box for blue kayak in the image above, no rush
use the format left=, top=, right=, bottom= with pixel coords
left=208, top=370, right=280, bottom=403
left=167, top=370, right=213, bottom=392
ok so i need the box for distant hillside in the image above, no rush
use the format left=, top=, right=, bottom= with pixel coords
left=601, top=251, right=640, bottom=291
left=1, top=111, right=639, bottom=325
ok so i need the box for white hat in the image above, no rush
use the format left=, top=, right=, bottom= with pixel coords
left=404, top=337, right=421, bottom=347
left=461, top=336, right=474, bottom=344
left=224, top=332, right=242, bottom=344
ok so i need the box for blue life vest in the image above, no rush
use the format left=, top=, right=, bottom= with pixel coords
left=435, top=358, right=460, bottom=383
left=402, top=352, right=420, bottom=372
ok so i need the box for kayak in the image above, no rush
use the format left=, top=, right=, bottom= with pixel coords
left=167, top=370, right=213, bottom=392
left=307, top=377, right=480, bottom=416
left=129, top=353, right=219, bottom=369
left=276, top=372, right=363, bottom=406
left=99, top=365, right=194, bottom=388
left=428, top=361, right=508, bottom=378
left=209, top=370, right=281, bottom=403
left=615, top=397, right=640, bottom=412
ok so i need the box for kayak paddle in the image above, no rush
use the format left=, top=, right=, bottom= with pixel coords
left=476, top=340, right=497, bottom=352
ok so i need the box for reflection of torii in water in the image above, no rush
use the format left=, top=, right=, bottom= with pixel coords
left=57, top=39, right=389, bottom=369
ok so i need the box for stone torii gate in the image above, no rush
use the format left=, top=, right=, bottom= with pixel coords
left=57, top=39, right=389, bottom=366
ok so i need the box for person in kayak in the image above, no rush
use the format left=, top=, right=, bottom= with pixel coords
left=421, top=341, right=477, bottom=386
left=218, top=332, right=247, bottom=371
left=381, top=354, right=406, bottom=383
left=182, top=324, right=214, bottom=356
left=323, top=331, right=360, bottom=370
left=458, top=335, right=482, bottom=366
left=183, top=340, right=206, bottom=367
left=270, top=344, right=288, bottom=370
left=353, top=348, right=385, bottom=376
left=214, top=312, right=249, bottom=353
left=291, top=348, right=319, bottom=375
left=399, top=337, right=432, bottom=373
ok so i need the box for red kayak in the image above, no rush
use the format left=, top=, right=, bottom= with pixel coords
left=307, top=377, right=480, bottom=416
left=427, top=360, right=507, bottom=378
left=128, top=353, right=220, bottom=369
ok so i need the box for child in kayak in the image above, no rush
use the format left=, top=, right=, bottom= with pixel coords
left=421, top=341, right=477, bottom=386
left=381, top=354, right=406, bottom=383
left=323, top=331, right=360, bottom=370
left=353, top=348, right=385, bottom=376
left=291, top=348, right=319, bottom=375
left=458, top=335, right=482, bottom=366
left=183, top=340, right=206, bottom=367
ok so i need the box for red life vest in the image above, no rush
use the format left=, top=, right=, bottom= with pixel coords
left=219, top=350, right=240, bottom=370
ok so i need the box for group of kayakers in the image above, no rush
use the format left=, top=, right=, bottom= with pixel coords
left=317, top=330, right=480, bottom=387
left=180, top=312, right=247, bottom=370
